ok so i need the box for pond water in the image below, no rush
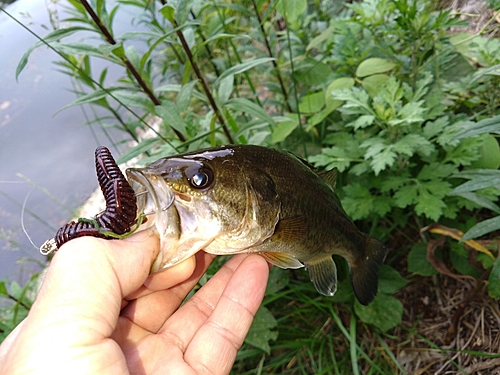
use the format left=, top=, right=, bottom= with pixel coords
left=0, top=0, right=133, bottom=283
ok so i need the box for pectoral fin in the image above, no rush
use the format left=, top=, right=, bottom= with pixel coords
left=304, top=256, right=338, bottom=297
left=259, top=252, right=303, bottom=269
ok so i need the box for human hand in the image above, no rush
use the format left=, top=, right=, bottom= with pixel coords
left=0, top=230, right=270, bottom=375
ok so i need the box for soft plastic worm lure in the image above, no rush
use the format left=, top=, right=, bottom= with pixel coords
left=40, top=146, right=140, bottom=255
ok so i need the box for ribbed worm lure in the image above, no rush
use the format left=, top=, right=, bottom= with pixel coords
left=40, top=146, right=143, bottom=255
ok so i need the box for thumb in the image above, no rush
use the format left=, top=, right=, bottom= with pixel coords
left=30, top=230, right=160, bottom=337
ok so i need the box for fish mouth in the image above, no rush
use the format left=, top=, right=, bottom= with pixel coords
left=126, top=168, right=180, bottom=272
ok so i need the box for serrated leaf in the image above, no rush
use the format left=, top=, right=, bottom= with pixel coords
left=309, top=147, right=352, bottom=172
left=332, top=88, right=374, bottom=116
left=414, top=186, right=447, bottom=221
left=394, top=184, right=419, bottom=208
left=345, top=115, right=375, bottom=130
left=423, top=116, right=449, bottom=139
left=462, top=216, right=500, bottom=240
left=356, top=58, right=396, bottom=78
left=418, top=163, right=456, bottom=180
left=354, top=293, right=403, bottom=331
left=245, top=306, right=278, bottom=354
left=488, top=257, right=500, bottom=299
left=388, top=101, right=426, bottom=126
left=215, top=58, right=275, bottom=87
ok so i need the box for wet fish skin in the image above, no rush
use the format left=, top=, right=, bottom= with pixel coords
left=126, top=145, right=387, bottom=305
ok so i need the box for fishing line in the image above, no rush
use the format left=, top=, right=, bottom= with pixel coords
left=21, top=189, right=39, bottom=250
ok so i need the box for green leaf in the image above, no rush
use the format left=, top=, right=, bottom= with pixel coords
left=159, top=4, right=175, bottom=22
left=245, top=306, right=278, bottom=354
left=177, top=81, right=198, bottom=112
left=462, top=216, right=500, bottom=240
left=354, top=293, right=403, bottom=331
left=113, top=90, right=155, bottom=112
left=217, top=75, right=234, bottom=104
left=306, top=24, right=335, bottom=51
left=266, top=267, right=290, bottom=295
left=333, top=88, right=374, bottom=117
left=449, top=192, right=500, bottom=214
left=275, top=0, right=307, bottom=23
left=450, top=175, right=500, bottom=194
left=16, top=26, right=92, bottom=80
left=214, top=58, right=275, bottom=87
left=298, top=92, right=325, bottom=114
left=155, top=101, right=188, bottom=136
left=324, top=77, right=355, bottom=112
left=225, top=98, right=276, bottom=126
left=450, top=250, right=481, bottom=278
left=356, top=58, right=396, bottom=78
left=294, top=58, right=333, bottom=86
left=408, top=242, right=438, bottom=276
left=453, top=115, right=500, bottom=140
left=488, top=257, right=500, bottom=299
left=377, top=265, right=408, bottom=294
left=345, top=115, right=375, bottom=130
left=117, top=138, right=161, bottom=164
left=362, top=74, right=390, bottom=98
left=271, top=115, right=299, bottom=143
left=0, top=280, right=8, bottom=296
left=50, top=42, right=122, bottom=63
left=309, top=147, right=353, bottom=172
left=55, top=88, right=119, bottom=113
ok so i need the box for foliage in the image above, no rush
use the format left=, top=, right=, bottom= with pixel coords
left=0, top=275, right=39, bottom=341
left=6, top=0, right=500, bottom=372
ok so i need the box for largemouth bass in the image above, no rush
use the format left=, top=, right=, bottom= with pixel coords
left=126, top=145, right=387, bottom=305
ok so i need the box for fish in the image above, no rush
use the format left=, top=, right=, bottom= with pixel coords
left=126, top=144, right=387, bottom=305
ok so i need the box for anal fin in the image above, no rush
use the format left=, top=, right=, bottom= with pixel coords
left=259, top=252, right=303, bottom=269
left=304, top=256, right=338, bottom=297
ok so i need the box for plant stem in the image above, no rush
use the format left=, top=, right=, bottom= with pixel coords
left=173, top=20, right=235, bottom=143
left=251, top=0, right=292, bottom=112
left=79, top=0, right=187, bottom=142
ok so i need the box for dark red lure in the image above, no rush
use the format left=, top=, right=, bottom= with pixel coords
left=53, top=146, right=138, bottom=249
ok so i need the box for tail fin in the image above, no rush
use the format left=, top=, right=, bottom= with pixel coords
left=350, top=235, right=387, bottom=305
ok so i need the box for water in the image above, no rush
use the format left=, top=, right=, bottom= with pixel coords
left=0, top=0, right=132, bottom=282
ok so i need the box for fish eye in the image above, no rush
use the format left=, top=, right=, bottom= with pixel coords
left=188, top=168, right=214, bottom=189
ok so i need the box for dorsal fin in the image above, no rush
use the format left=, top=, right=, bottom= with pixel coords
left=319, top=168, right=338, bottom=189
